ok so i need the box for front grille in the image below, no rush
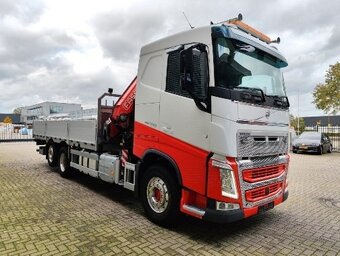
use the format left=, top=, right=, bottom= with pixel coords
left=245, top=182, right=283, bottom=202
left=243, top=164, right=286, bottom=183
left=237, top=156, right=288, bottom=208
left=237, top=132, right=288, bottom=157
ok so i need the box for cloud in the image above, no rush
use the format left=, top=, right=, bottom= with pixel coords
left=0, top=0, right=117, bottom=112
left=0, top=60, right=118, bottom=111
left=93, top=4, right=171, bottom=61
left=0, top=0, right=44, bottom=23
left=0, top=0, right=339, bottom=117
left=0, top=25, right=75, bottom=66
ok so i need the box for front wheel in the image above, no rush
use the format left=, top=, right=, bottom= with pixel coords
left=318, top=146, right=323, bottom=155
left=141, top=165, right=180, bottom=227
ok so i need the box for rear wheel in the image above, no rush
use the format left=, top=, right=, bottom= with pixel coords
left=47, top=142, right=58, bottom=167
left=58, top=147, right=72, bottom=178
left=141, top=165, right=180, bottom=227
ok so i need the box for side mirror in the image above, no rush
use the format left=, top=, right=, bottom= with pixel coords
left=180, top=44, right=209, bottom=111
left=180, top=48, right=193, bottom=90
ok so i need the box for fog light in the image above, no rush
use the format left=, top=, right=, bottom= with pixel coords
left=216, top=201, right=240, bottom=211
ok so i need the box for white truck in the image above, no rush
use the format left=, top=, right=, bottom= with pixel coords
left=34, top=15, right=290, bottom=226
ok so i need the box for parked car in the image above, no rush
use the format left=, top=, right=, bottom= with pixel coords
left=292, top=132, right=332, bottom=154
left=289, top=128, right=297, bottom=150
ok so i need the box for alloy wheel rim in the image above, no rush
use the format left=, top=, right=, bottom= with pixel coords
left=146, top=177, right=169, bottom=213
left=60, top=153, right=66, bottom=172
left=48, top=146, right=54, bottom=163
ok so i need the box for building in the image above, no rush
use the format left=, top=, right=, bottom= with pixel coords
left=0, top=114, right=21, bottom=124
left=303, top=115, right=340, bottom=127
left=21, top=102, right=82, bottom=124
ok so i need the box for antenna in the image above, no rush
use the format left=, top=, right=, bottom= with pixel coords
left=270, top=37, right=281, bottom=44
left=182, top=12, right=194, bottom=29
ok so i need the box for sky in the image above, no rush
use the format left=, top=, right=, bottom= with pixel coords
left=0, top=0, right=339, bottom=117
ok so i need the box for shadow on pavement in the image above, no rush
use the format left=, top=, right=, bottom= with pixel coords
left=50, top=165, right=273, bottom=242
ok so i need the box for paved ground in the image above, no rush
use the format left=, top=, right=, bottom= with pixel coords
left=0, top=142, right=339, bottom=256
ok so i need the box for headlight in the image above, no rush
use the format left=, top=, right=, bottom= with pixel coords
left=284, top=178, right=289, bottom=193
left=212, top=160, right=238, bottom=199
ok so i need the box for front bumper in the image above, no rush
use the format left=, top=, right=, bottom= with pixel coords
left=202, top=190, right=288, bottom=223
left=293, top=146, right=319, bottom=153
left=202, top=208, right=244, bottom=223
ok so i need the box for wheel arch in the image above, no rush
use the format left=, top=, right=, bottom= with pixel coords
left=46, top=138, right=54, bottom=146
left=136, top=149, right=182, bottom=197
left=59, top=140, right=68, bottom=150
left=46, top=139, right=68, bottom=148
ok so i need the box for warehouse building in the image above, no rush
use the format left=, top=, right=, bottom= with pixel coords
left=21, top=102, right=82, bottom=124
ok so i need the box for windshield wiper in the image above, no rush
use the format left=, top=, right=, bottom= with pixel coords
left=267, top=95, right=290, bottom=108
left=236, top=86, right=265, bottom=103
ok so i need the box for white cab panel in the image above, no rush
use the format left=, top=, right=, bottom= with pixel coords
left=211, top=97, right=238, bottom=122
left=159, top=92, right=210, bottom=151
left=237, top=103, right=289, bottom=126
left=135, top=103, right=160, bottom=129
left=211, top=96, right=289, bottom=124
left=136, top=53, right=163, bottom=105
left=135, top=51, right=163, bottom=130
left=210, top=96, right=289, bottom=157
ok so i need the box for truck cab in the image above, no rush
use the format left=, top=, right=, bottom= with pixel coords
left=133, top=21, right=289, bottom=223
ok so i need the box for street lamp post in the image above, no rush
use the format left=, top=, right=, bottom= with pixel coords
left=297, top=89, right=300, bottom=135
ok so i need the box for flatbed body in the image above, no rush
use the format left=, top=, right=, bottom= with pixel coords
left=33, top=120, right=98, bottom=151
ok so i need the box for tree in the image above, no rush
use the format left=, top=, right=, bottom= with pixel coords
left=13, top=107, right=22, bottom=114
left=312, top=62, right=340, bottom=114
left=290, top=114, right=305, bottom=135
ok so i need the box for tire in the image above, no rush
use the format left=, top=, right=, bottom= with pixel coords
left=141, top=164, right=180, bottom=227
left=292, top=150, right=297, bottom=154
left=58, top=147, right=72, bottom=178
left=318, top=146, right=323, bottom=155
left=328, top=145, right=332, bottom=153
left=47, top=142, right=58, bottom=167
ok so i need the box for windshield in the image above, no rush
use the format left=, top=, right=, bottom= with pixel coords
left=299, top=132, right=321, bottom=140
left=213, top=37, right=286, bottom=97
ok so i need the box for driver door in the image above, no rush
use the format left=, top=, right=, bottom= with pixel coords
left=159, top=44, right=210, bottom=151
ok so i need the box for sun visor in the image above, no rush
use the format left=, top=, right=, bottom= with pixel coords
left=212, top=25, right=288, bottom=68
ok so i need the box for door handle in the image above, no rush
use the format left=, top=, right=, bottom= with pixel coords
left=162, top=126, right=173, bottom=133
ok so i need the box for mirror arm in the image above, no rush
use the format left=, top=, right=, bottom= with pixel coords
left=185, top=89, right=208, bottom=112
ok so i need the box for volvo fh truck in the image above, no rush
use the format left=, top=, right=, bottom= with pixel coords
left=33, top=15, right=290, bottom=226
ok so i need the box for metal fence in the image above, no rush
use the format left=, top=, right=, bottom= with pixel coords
left=0, top=123, right=33, bottom=142
left=1, top=121, right=339, bottom=152
left=305, top=126, right=340, bottom=152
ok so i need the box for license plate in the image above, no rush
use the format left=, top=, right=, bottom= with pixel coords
left=259, top=202, right=274, bottom=213
left=299, top=146, right=308, bottom=149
